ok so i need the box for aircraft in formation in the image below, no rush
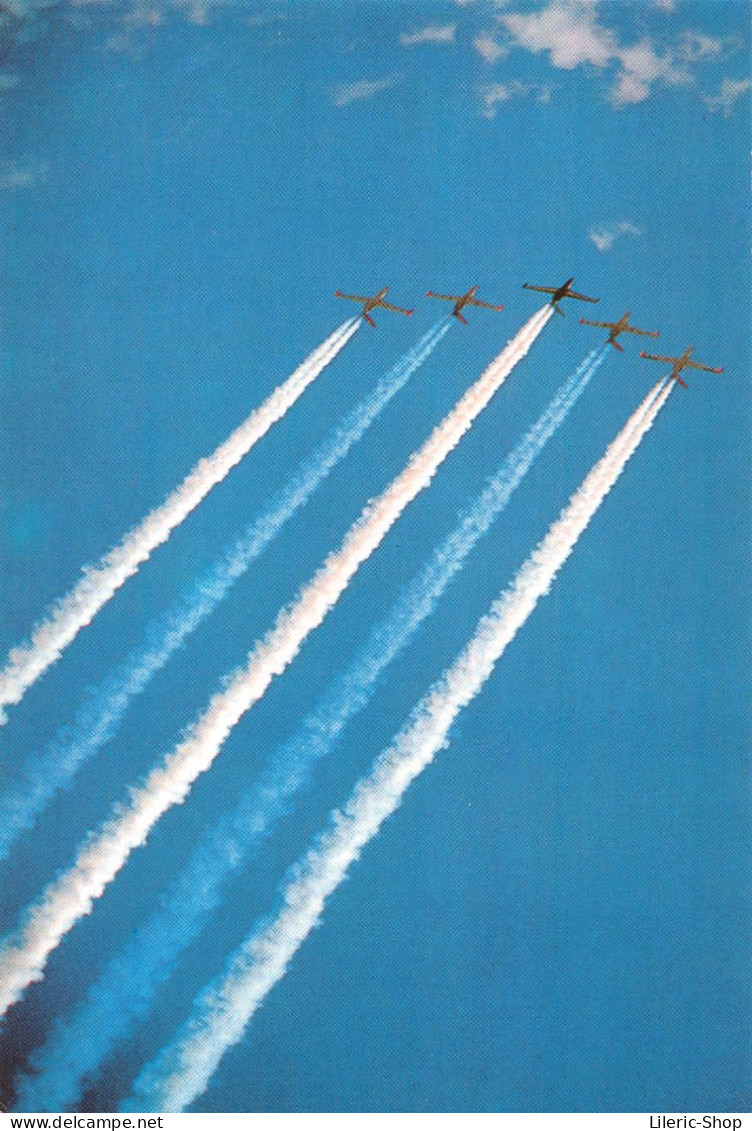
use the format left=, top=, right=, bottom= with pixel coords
left=334, top=287, right=414, bottom=328
left=522, top=276, right=599, bottom=315
left=425, top=285, right=504, bottom=325
left=639, top=346, right=724, bottom=389
left=334, top=280, right=722, bottom=387
left=579, top=311, right=659, bottom=352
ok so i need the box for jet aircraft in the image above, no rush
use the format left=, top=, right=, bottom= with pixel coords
left=425, top=285, right=504, bottom=325
left=579, top=311, right=659, bottom=352
left=334, top=287, right=413, bottom=327
left=522, top=276, right=599, bottom=316
left=640, top=346, right=723, bottom=389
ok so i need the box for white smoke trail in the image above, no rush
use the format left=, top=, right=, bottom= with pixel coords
left=123, top=378, right=672, bottom=1113
left=0, top=321, right=451, bottom=865
left=12, top=340, right=601, bottom=1113
left=0, top=321, right=359, bottom=724
left=0, top=307, right=551, bottom=1018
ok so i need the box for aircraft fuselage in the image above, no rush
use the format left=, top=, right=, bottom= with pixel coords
left=552, top=277, right=576, bottom=303
left=453, top=286, right=478, bottom=315
left=364, top=288, right=389, bottom=313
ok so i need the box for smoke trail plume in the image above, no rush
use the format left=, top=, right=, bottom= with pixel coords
left=123, top=379, right=672, bottom=1113
left=0, top=321, right=359, bottom=724
left=0, top=322, right=450, bottom=865
left=13, top=339, right=603, bottom=1114
left=0, top=308, right=551, bottom=1018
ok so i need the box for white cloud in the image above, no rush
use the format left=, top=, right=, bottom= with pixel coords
left=105, top=31, right=139, bottom=54
left=678, top=31, right=721, bottom=61
left=499, top=0, right=723, bottom=108
left=481, top=80, right=552, bottom=118
left=330, top=75, right=400, bottom=108
left=609, top=38, right=690, bottom=106
left=678, top=30, right=737, bottom=63
left=0, top=0, right=50, bottom=18
left=588, top=220, right=644, bottom=253
left=0, top=157, right=49, bottom=190
left=245, top=12, right=286, bottom=28
left=169, top=0, right=214, bottom=26
left=608, top=71, right=651, bottom=106
left=399, top=24, right=456, bottom=48
left=123, top=6, right=164, bottom=28
left=703, top=76, right=752, bottom=117
left=500, top=1, right=616, bottom=70
left=473, top=32, right=507, bottom=64
left=5, top=0, right=228, bottom=37
left=653, top=0, right=677, bottom=11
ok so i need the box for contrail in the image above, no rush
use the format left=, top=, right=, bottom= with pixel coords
left=11, top=340, right=602, bottom=1111
left=0, top=321, right=359, bottom=724
left=123, top=379, right=672, bottom=1114
left=0, top=307, right=551, bottom=1018
left=0, top=321, right=451, bottom=866
left=12, top=339, right=604, bottom=1114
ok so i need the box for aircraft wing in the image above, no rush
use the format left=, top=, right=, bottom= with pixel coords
left=580, top=318, right=613, bottom=329
left=624, top=326, right=659, bottom=337
left=380, top=301, right=413, bottom=315
left=522, top=283, right=556, bottom=295
left=568, top=290, right=599, bottom=303
left=686, top=359, right=723, bottom=373
left=641, top=352, right=677, bottom=363
left=336, top=292, right=370, bottom=303
left=468, top=299, right=504, bottom=311
left=427, top=291, right=463, bottom=301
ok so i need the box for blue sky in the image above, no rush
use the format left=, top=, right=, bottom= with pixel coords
left=0, top=0, right=749, bottom=1114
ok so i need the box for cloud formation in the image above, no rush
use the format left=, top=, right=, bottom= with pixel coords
left=400, top=23, right=456, bottom=47
left=610, top=38, right=690, bottom=105
left=677, top=30, right=732, bottom=62
left=703, top=77, right=752, bottom=117
left=330, top=76, right=400, bottom=108
left=498, top=0, right=701, bottom=107
left=588, top=220, right=644, bottom=253
left=501, top=1, right=615, bottom=70
left=2, top=0, right=226, bottom=40
left=473, top=32, right=508, bottom=64
left=480, top=80, right=552, bottom=118
left=0, top=157, right=49, bottom=190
